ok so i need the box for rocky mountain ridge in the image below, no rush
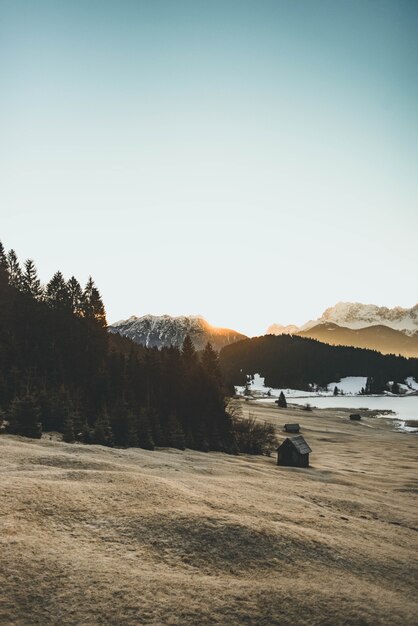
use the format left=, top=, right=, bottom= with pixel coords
left=267, top=302, right=418, bottom=358
left=109, top=314, right=247, bottom=351
left=314, top=302, right=418, bottom=335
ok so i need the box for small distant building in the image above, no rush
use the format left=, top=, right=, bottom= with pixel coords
left=284, top=423, right=300, bottom=433
left=350, top=413, right=361, bottom=421
left=277, top=435, right=312, bottom=468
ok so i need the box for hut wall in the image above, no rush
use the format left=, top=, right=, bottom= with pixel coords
left=277, top=446, right=309, bottom=468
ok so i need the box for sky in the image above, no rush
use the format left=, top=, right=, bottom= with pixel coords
left=0, top=0, right=417, bottom=337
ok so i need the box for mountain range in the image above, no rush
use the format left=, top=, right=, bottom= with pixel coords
left=108, top=314, right=247, bottom=351
left=109, top=302, right=418, bottom=358
left=268, top=302, right=418, bottom=358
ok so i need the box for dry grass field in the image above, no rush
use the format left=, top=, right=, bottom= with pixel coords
left=1, top=401, right=417, bottom=625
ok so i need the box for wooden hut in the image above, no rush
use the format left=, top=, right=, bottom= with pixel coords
left=284, top=423, right=300, bottom=433
left=277, top=435, right=312, bottom=468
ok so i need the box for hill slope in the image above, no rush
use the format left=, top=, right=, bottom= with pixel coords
left=1, top=410, right=417, bottom=626
left=267, top=302, right=418, bottom=357
left=297, top=322, right=418, bottom=358
left=109, top=314, right=247, bottom=351
left=220, top=334, right=418, bottom=390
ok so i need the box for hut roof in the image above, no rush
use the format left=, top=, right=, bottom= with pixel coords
left=278, top=435, right=312, bottom=455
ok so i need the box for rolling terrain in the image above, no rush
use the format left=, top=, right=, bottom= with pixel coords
left=1, top=403, right=417, bottom=626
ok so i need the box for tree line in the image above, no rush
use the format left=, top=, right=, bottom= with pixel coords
left=220, top=334, right=418, bottom=393
left=0, top=241, right=238, bottom=452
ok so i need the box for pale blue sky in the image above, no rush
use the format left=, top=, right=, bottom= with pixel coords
left=1, top=0, right=417, bottom=336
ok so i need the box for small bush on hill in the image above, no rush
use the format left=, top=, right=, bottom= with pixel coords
left=230, top=411, right=277, bottom=456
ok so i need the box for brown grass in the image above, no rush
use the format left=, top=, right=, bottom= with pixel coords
left=0, top=401, right=417, bottom=625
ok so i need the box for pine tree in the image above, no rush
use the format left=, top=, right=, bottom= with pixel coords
left=181, top=334, right=197, bottom=369
left=7, top=249, right=23, bottom=290
left=22, top=259, right=43, bottom=300
left=126, top=411, right=139, bottom=447
left=111, top=400, right=138, bottom=447
left=51, top=389, right=72, bottom=432
left=333, top=386, right=339, bottom=396
left=278, top=391, right=287, bottom=408
left=201, top=342, right=222, bottom=383
left=67, top=277, right=83, bottom=316
left=166, top=413, right=186, bottom=450
left=82, top=277, right=106, bottom=327
left=80, top=421, right=93, bottom=444
left=92, top=411, right=114, bottom=446
left=46, top=271, right=70, bottom=310
left=8, top=395, right=42, bottom=439
left=0, top=241, right=7, bottom=273
left=137, top=411, right=155, bottom=450
left=151, top=414, right=164, bottom=447
left=71, top=411, right=84, bottom=440
left=62, top=413, right=75, bottom=443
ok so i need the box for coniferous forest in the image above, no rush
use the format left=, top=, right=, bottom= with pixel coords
left=220, top=334, right=418, bottom=393
left=0, top=241, right=233, bottom=452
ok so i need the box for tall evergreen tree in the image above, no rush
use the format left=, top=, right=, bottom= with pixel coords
left=7, top=249, right=23, bottom=290
left=67, top=276, right=83, bottom=316
left=62, top=413, right=75, bottom=443
left=137, top=410, right=155, bottom=450
left=82, top=277, right=106, bottom=327
left=110, top=399, right=138, bottom=447
left=181, top=334, right=197, bottom=369
left=201, top=342, right=222, bottom=384
left=8, top=395, right=42, bottom=439
left=0, top=241, right=7, bottom=273
left=22, top=259, right=43, bottom=300
left=92, top=410, right=114, bottom=447
left=46, top=271, right=70, bottom=310
left=166, top=413, right=186, bottom=450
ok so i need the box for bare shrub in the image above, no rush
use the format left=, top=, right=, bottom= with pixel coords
left=230, top=410, right=277, bottom=456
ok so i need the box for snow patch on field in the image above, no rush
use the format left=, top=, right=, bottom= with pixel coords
left=327, top=376, right=367, bottom=395
left=235, top=374, right=368, bottom=398
left=236, top=374, right=418, bottom=399
left=405, top=377, right=418, bottom=390
left=235, top=374, right=316, bottom=398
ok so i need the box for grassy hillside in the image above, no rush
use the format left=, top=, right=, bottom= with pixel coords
left=1, top=403, right=417, bottom=625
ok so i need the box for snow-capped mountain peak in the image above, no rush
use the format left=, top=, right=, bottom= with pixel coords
left=267, top=301, right=418, bottom=340
left=315, top=302, right=418, bottom=335
left=266, top=323, right=300, bottom=335
left=109, top=314, right=247, bottom=351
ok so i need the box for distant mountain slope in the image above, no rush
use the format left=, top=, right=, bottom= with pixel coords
left=306, top=302, right=418, bottom=335
left=109, top=315, right=247, bottom=351
left=219, top=334, right=418, bottom=391
left=297, top=323, right=418, bottom=358
left=267, top=301, right=418, bottom=357
left=266, top=323, right=299, bottom=335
